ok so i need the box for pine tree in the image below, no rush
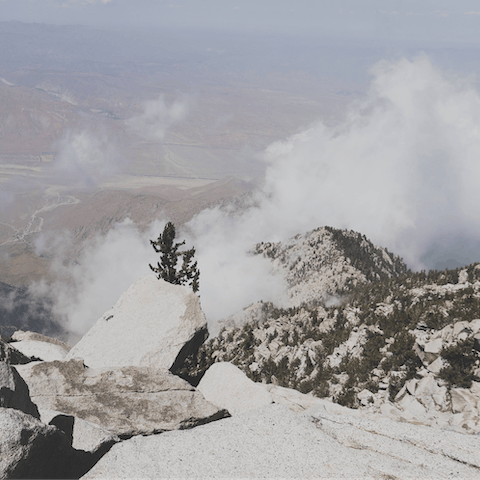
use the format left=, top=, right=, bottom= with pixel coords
left=149, top=222, right=200, bottom=292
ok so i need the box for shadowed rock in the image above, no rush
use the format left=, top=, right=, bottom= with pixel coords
left=0, top=362, right=39, bottom=419
left=0, top=339, right=33, bottom=365
left=0, top=408, right=112, bottom=480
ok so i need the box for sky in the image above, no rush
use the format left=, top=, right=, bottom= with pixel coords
left=3, top=0, right=480, bottom=44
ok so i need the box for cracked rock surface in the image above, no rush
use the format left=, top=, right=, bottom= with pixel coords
left=16, top=359, right=228, bottom=437
left=81, top=403, right=480, bottom=479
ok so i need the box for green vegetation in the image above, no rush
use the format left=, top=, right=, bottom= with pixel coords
left=149, top=222, right=200, bottom=293
left=437, top=338, right=479, bottom=388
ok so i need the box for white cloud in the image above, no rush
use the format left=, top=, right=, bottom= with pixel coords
left=50, top=128, right=125, bottom=189
left=186, top=55, right=480, bottom=324
left=39, top=55, right=480, bottom=337
left=32, top=218, right=164, bottom=338
left=465, top=11, right=480, bottom=15
left=435, top=10, right=450, bottom=18
left=125, top=95, right=188, bottom=143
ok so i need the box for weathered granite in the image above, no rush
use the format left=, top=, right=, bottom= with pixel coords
left=81, top=403, right=480, bottom=479
left=66, top=276, right=208, bottom=371
left=0, top=408, right=106, bottom=480
left=197, top=362, right=273, bottom=415
left=16, top=359, right=228, bottom=437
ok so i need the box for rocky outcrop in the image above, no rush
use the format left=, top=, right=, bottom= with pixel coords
left=66, top=276, right=208, bottom=371
left=0, top=338, right=33, bottom=365
left=16, top=359, right=228, bottom=437
left=0, top=408, right=108, bottom=480
left=194, top=260, right=480, bottom=434
left=9, top=330, right=71, bottom=362
left=81, top=403, right=480, bottom=479
left=197, top=362, right=273, bottom=415
left=0, top=362, right=39, bottom=419
left=41, top=409, right=119, bottom=453
left=255, top=227, right=407, bottom=305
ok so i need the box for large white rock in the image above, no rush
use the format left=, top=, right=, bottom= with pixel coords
left=16, top=359, right=227, bottom=437
left=197, top=362, right=273, bottom=415
left=66, top=276, right=207, bottom=370
left=10, top=331, right=71, bottom=362
left=82, top=404, right=480, bottom=479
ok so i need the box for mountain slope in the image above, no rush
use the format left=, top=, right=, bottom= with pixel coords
left=183, top=227, right=480, bottom=433
left=219, top=226, right=408, bottom=331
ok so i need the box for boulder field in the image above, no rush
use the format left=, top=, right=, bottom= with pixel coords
left=1, top=274, right=480, bottom=478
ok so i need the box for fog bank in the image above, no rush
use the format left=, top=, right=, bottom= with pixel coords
left=35, top=55, right=480, bottom=336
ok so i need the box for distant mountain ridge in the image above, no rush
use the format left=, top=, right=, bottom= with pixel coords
left=182, top=226, right=480, bottom=434
left=219, top=226, right=408, bottom=331
left=255, top=226, right=408, bottom=304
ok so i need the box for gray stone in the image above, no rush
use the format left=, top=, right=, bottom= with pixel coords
left=263, top=384, right=323, bottom=412
left=0, top=408, right=107, bottom=480
left=0, top=407, right=68, bottom=480
left=397, top=395, right=428, bottom=421
left=473, top=333, right=480, bottom=352
left=413, top=341, right=426, bottom=363
left=469, top=319, right=480, bottom=334
left=453, top=320, right=471, bottom=337
left=427, top=356, right=445, bottom=373
left=451, top=388, right=479, bottom=414
left=405, top=378, right=418, bottom=395
left=16, top=359, right=228, bottom=437
left=0, top=362, right=39, bottom=419
left=415, top=375, right=440, bottom=399
left=357, top=389, right=375, bottom=406
left=424, top=337, right=443, bottom=355
left=66, top=275, right=208, bottom=372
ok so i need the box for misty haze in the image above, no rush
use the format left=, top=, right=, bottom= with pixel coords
left=3, top=3, right=480, bottom=478
left=2, top=19, right=480, bottom=338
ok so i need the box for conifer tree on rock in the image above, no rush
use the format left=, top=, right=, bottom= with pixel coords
left=149, top=222, right=200, bottom=293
